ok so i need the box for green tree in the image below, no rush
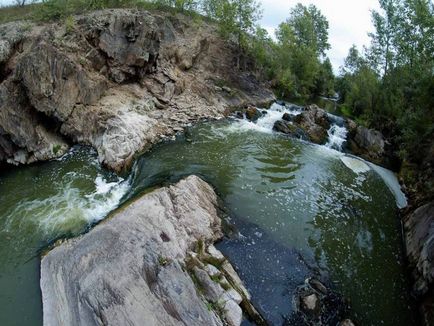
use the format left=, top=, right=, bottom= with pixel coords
left=314, top=57, right=335, bottom=97
left=273, top=3, right=331, bottom=98
left=203, top=0, right=262, bottom=67
left=152, top=0, right=198, bottom=11
left=281, top=3, right=330, bottom=57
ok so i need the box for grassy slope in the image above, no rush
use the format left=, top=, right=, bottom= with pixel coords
left=0, top=4, right=40, bottom=24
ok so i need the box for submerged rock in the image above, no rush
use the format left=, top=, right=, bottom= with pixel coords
left=40, top=176, right=260, bottom=326
left=287, top=278, right=350, bottom=326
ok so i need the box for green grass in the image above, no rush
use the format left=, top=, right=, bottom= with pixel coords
left=0, top=3, right=40, bottom=24
left=0, top=1, right=204, bottom=24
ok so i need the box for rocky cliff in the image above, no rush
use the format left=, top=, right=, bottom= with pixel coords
left=404, top=201, right=434, bottom=325
left=41, top=175, right=264, bottom=326
left=0, top=9, right=274, bottom=171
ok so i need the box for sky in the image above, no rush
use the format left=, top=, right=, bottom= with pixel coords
left=0, top=0, right=381, bottom=72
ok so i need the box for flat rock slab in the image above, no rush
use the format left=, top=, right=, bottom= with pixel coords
left=40, top=176, right=224, bottom=326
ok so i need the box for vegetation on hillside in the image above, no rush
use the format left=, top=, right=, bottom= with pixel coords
left=336, top=0, right=433, bottom=197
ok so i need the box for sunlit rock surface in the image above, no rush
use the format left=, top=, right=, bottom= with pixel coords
left=40, top=176, right=259, bottom=326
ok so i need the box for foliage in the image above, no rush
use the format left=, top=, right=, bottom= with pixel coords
left=280, top=3, right=330, bottom=57
left=202, top=0, right=262, bottom=69
left=256, top=3, right=334, bottom=99
left=336, top=0, right=434, bottom=192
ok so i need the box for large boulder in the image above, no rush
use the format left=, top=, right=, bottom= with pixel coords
left=15, top=42, right=107, bottom=121
left=403, top=202, right=434, bottom=324
left=273, top=120, right=309, bottom=140
left=292, top=105, right=330, bottom=145
left=245, top=106, right=262, bottom=122
left=77, top=10, right=160, bottom=83
left=40, top=176, right=258, bottom=326
left=346, top=120, right=385, bottom=163
left=0, top=80, right=69, bottom=164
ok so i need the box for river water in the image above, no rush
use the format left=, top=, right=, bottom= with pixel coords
left=0, top=103, right=416, bottom=325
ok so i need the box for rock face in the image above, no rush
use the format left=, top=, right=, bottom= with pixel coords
left=403, top=202, right=434, bottom=325
left=271, top=105, right=330, bottom=144
left=346, top=120, right=386, bottom=164
left=41, top=176, right=259, bottom=326
left=0, top=9, right=275, bottom=171
left=273, top=120, right=308, bottom=140
left=292, top=105, right=330, bottom=145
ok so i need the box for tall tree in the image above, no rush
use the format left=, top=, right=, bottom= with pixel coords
left=274, top=3, right=331, bottom=98
left=279, top=3, right=330, bottom=57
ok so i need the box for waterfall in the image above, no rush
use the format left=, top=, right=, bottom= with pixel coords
left=235, top=102, right=349, bottom=153
left=325, top=124, right=348, bottom=151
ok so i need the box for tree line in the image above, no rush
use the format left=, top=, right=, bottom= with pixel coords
left=336, top=0, right=433, bottom=192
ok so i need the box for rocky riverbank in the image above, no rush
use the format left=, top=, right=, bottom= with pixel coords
left=41, top=176, right=265, bottom=326
left=0, top=9, right=274, bottom=172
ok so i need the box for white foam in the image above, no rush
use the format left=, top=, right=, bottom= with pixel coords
left=326, top=125, right=348, bottom=151
left=340, top=155, right=408, bottom=208
left=223, top=103, right=303, bottom=134
left=7, top=174, right=130, bottom=236
left=367, top=162, right=408, bottom=208
left=340, top=156, right=371, bottom=174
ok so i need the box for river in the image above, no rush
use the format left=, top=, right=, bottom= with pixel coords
left=0, top=103, right=416, bottom=325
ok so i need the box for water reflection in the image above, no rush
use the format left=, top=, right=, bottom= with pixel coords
left=307, top=165, right=414, bottom=324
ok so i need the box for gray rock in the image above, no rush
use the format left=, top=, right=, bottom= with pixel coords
left=193, top=266, right=225, bottom=303
left=204, top=264, right=221, bottom=278
left=222, top=289, right=243, bottom=305
left=245, top=106, right=262, bottom=122
left=0, top=9, right=275, bottom=171
left=16, top=42, right=107, bottom=121
left=282, top=112, right=292, bottom=121
left=302, top=293, right=319, bottom=312
left=0, top=21, right=31, bottom=64
left=404, top=202, right=434, bottom=297
left=292, top=105, right=330, bottom=144
left=339, top=319, right=355, bottom=326
left=273, top=120, right=309, bottom=140
left=41, top=176, right=224, bottom=326
left=78, top=10, right=160, bottom=83
left=309, top=278, right=328, bottom=295
left=208, top=244, right=225, bottom=261
left=0, top=80, right=69, bottom=164
left=346, top=120, right=386, bottom=163
left=222, top=299, right=243, bottom=326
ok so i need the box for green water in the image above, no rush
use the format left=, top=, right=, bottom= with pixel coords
left=0, top=147, right=129, bottom=326
left=0, top=120, right=416, bottom=325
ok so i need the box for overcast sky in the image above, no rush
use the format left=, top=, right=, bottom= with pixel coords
left=0, top=0, right=381, bottom=71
